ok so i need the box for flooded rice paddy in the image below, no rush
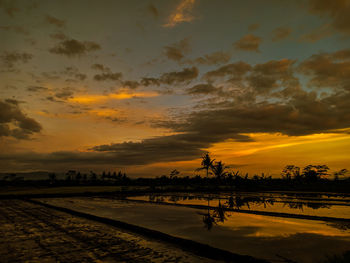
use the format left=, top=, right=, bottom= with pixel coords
left=40, top=192, right=350, bottom=263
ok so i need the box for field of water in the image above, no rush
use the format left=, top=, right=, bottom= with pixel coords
left=40, top=192, right=350, bottom=263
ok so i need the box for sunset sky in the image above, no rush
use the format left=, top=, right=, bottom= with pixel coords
left=1, top=0, right=350, bottom=177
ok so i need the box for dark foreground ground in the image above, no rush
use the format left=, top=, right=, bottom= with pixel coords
left=0, top=199, right=218, bottom=263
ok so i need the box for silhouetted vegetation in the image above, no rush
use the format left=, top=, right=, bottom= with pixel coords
left=1, top=152, right=350, bottom=193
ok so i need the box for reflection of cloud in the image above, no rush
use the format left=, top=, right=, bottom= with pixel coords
left=68, top=91, right=159, bottom=104
left=164, top=0, right=196, bottom=28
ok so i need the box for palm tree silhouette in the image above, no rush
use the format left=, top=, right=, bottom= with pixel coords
left=211, top=161, right=228, bottom=180
left=196, top=152, right=215, bottom=179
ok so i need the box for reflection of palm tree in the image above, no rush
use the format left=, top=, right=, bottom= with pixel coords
left=202, top=210, right=216, bottom=230
left=196, top=152, right=215, bottom=179
left=214, top=200, right=227, bottom=222
left=199, top=197, right=230, bottom=230
left=198, top=197, right=217, bottom=230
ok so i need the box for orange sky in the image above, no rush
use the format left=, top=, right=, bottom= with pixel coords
left=1, top=0, right=350, bottom=177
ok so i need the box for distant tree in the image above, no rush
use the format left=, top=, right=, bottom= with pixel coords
left=170, top=169, right=180, bottom=179
left=252, top=174, right=260, bottom=181
left=90, top=171, right=97, bottom=181
left=65, top=170, right=76, bottom=181
left=48, top=173, right=56, bottom=184
left=281, top=165, right=300, bottom=180
left=333, top=169, right=349, bottom=181
left=76, top=172, right=82, bottom=181
left=302, top=165, right=329, bottom=182
left=211, top=161, right=227, bottom=180
left=196, top=152, right=215, bottom=179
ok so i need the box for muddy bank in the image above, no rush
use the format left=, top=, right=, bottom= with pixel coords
left=0, top=199, right=222, bottom=263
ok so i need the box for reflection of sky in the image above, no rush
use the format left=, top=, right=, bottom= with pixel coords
left=42, top=197, right=350, bottom=263
left=128, top=192, right=350, bottom=219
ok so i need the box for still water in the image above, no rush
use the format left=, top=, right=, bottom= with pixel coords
left=128, top=192, right=350, bottom=219
left=41, top=192, right=350, bottom=263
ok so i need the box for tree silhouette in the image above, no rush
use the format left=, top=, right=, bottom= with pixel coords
left=302, top=165, right=329, bottom=182
left=281, top=165, right=300, bottom=180
left=211, top=161, right=228, bottom=180
left=333, top=169, right=348, bottom=181
left=48, top=173, right=56, bottom=184
left=170, top=169, right=180, bottom=179
left=196, top=152, right=215, bottom=179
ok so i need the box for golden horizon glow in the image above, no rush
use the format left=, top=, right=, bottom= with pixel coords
left=68, top=91, right=159, bottom=104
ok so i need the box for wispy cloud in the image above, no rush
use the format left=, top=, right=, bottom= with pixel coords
left=163, top=0, right=196, bottom=28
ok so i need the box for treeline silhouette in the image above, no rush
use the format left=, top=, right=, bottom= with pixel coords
left=1, top=152, right=349, bottom=192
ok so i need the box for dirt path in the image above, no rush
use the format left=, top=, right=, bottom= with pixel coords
left=0, top=200, right=217, bottom=263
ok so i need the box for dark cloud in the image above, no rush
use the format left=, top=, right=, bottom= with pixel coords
left=160, top=89, right=350, bottom=142
left=272, top=27, right=292, bottom=42
left=141, top=67, right=198, bottom=86
left=62, top=66, right=86, bottom=81
left=54, top=87, right=74, bottom=100
left=248, top=23, right=260, bottom=32
left=147, top=4, right=159, bottom=18
left=94, top=72, right=123, bottom=81
left=203, top=59, right=298, bottom=95
left=122, top=80, right=139, bottom=89
left=0, top=25, right=29, bottom=35
left=307, top=0, right=350, bottom=35
left=234, top=34, right=262, bottom=52
left=0, top=99, right=42, bottom=139
left=163, top=38, right=191, bottom=62
left=247, top=59, right=298, bottom=94
left=203, top=61, right=252, bottom=81
left=91, top=63, right=110, bottom=72
left=3, top=85, right=350, bottom=168
left=0, top=51, right=33, bottom=69
left=27, top=86, right=48, bottom=92
left=45, top=15, right=65, bottom=28
left=46, top=96, right=62, bottom=103
left=187, top=83, right=222, bottom=95
left=41, top=71, right=60, bottom=80
left=0, top=0, right=20, bottom=17
left=141, top=77, right=161, bottom=86
left=49, top=38, right=101, bottom=57
left=159, top=66, right=198, bottom=85
left=298, top=48, right=350, bottom=90
left=91, top=134, right=205, bottom=164
left=91, top=63, right=122, bottom=81
left=194, top=51, right=231, bottom=65
left=50, top=31, right=67, bottom=40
